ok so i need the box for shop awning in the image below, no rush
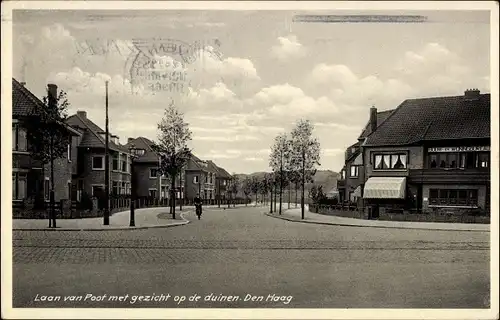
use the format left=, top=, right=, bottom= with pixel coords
left=363, top=177, right=406, bottom=199
left=353, top=185, right=362, bottom=197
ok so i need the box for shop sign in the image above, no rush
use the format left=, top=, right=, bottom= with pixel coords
left=428, top=146, right=490, bottom=153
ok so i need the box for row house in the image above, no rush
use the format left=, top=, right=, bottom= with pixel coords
left=66, top=110, right=132, bottom=203
left=12, top=78, right=81, bottom=208
left=125, top=137, right=233, bottom=202
left=360, top=89, right=490, bottom=217
left=125, top=137, right=169, bottom=199
left=337, top=108, right=394, bottom=204
left=212, top=161, right=233, bottom=200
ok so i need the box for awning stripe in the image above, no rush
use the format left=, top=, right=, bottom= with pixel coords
left=363, top=177, right=406, bottom=199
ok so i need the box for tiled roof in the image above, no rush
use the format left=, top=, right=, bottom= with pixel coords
left=208, top=161, right=231, bottom=178
left=358, top=109, right=395, bottom=139
left=364, top=93, right=490, bottom=146
left=12, top=78, right=44, bottom=117
left=66, top=113, right=129, bottom=152
left=125, top=137, right=159, bottom=163
left=13, top=78, right=81, bottom=136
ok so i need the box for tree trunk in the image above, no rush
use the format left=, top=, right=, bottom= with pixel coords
left=279, top=174, right=283, bottom=215
left=255, top=193, right=257, bottom=206
left=269, top=187, right=273, bottom=213
left=288, top=183, right=291, bottom=209
left=171, top=174, right=176, bottom=219
left=179, top=171, right=183, bottom=211
left=295, top=183, right=298, bottom=208
left=274, top=184, right=277, bottom=213
left=301, top=151, right=305, bottom=220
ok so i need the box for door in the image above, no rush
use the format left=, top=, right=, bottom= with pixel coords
left=416, top=185, right=423, bottom=212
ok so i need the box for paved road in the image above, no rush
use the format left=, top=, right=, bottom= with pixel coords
left=12, top=206, right=490, bottom=308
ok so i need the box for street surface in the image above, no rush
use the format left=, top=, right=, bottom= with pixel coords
left=13, top=206, right=490, bottom=308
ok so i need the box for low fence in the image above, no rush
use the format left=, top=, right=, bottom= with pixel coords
left=12, top=197, right=252, bottom=219
left=309, top=204, right=490, bottom=224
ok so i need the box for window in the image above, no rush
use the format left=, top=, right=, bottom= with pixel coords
left=112, top=157, right=119, bottom=170
left=223, top=180, right=226, bottom=186
left=478, top=153, right=489, bottom=168
left=430, top=154, right=438, bottom=168
left=194, top=176, right=199, bottom=184
left=121, top=160, right=127, bottom=172
left=209, top=190, right=213, bottom=199
left=429, top=152, right=490, bottom=169
left=67, top=143, right=72, bottom=162
left=340, top=169, right=346, bottom=180
left=68, top=182, right=72, bottom=200
left=12, top=124, right=27, bottom=151
left=92, top=185, right=104, bottom=197
left=92, top=156, right=104, bottom=170
left=429, top=188, right=478, bottom=207
left=112, top=181, right=118, bottom=195
left=205, top=175, right=208, bottom=183
left=149, top=189, right=157, bottom=198
left=121, top=182, right=126, bottom=195
left=12, top=173, right=27, bottom=200
left=150, top=168, right=158, bottom=178
left=374, top=153, right=407, bottom=170
left=350, top=165, right=359, bottom=177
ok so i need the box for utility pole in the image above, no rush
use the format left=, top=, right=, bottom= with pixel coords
left=104, top=80, right=110, bottom=225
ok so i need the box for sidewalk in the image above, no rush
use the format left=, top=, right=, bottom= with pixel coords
left=265, top=205, right=490, bottom=232
left=12, top=203, right=253, bottom=231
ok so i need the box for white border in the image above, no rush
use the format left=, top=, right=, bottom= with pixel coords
left=1, top=1, right=498, bottom=320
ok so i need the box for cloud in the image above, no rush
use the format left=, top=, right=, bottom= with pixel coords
left=271, top=35, right=306, bottom=61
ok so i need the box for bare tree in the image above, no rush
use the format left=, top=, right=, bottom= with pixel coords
left=242, top=176, right=253, bottom=206
left=289, top=119, right=321, bottom=219
left=152, top=102, right=192, bottom=219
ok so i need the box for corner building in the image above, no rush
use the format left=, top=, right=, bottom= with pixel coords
left=361, top=89, right=490, bottom=217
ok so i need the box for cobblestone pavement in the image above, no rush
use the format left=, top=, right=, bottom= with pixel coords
left=12, top=206, right=490, bottom=309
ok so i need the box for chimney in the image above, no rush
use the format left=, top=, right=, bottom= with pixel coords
left=127, top=137, right=134, bottom=144
left=464, top=88, right=480, bottom=100
left=20, top=82, right=26, bottom=86
left=47, top=84, right=58, bottom=108
left=76, top=111, right=87, bottom=118
left=370, top=106, right=377, bottom=133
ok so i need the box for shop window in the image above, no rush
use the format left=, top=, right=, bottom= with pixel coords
left=374, top=153, right=407, bottom=170
left=149, top=189, right=157, bottom=198
left=429, top=154, right=438, bottom=168
left=429, top=188, right=478, bottom=207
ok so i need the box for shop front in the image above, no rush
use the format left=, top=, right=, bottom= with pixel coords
left=363, top=177, right=408, bottom=218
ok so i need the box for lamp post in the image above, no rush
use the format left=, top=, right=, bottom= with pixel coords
left=129, top=144, right=145, bottom=227
left=104, top=80, right=110, bottom=226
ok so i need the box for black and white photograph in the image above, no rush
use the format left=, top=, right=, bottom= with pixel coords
left=1, top=1, right=498, bottom=319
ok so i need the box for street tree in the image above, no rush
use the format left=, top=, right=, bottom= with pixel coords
left=152, top=102, right=192, bottom=219
left=229, top=175, right=240, bottom=207
left=249, top=176, right=260, bottom=205
left=242, top=176, right=253, bottom=206
left=269, top=133, right=290, bottom=215
left=25, top=85, right=70, bottom=228
left=289, top=119, right=321, bottom=219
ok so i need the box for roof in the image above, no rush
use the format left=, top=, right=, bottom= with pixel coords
left=364, top=93, right=491, bottom=146
left=211, top=161, right=232, bottom=179
left=66, top=112, right=129, bottom=152
left=358, top=109, right=395, bottom=140
left=125, top=137, right=159, bottom=163
left=13, top=78, right=81, bottom=136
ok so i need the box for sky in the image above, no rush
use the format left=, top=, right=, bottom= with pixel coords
left=12, top=9, right=491, bottom=174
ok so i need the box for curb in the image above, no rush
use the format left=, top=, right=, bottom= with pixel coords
left=264, top=212, right=490, bottom=232
left=13, top=211, right=191, bottom=232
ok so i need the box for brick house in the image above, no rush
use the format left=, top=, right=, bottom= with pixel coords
left=12, top=78, right=81, bottom=210
left=212, top=162, right=233, bottom=202
left=66, top=111, right=131, bottom=206
left=337, top=108, right=394, bottom=205
left=125, top=137, right=169, bottom=199
left=184, top=154, right=218, bottom=201
left=361, top=89, right=490, bottom=217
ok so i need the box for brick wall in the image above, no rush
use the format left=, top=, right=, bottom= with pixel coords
left=43, top=157, right=72, bottom=201
left=185, top=171, right=204, bottom=200
left=77, top=149, right=131, bottom=196
left=134, top=163, right=163, bottom=197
